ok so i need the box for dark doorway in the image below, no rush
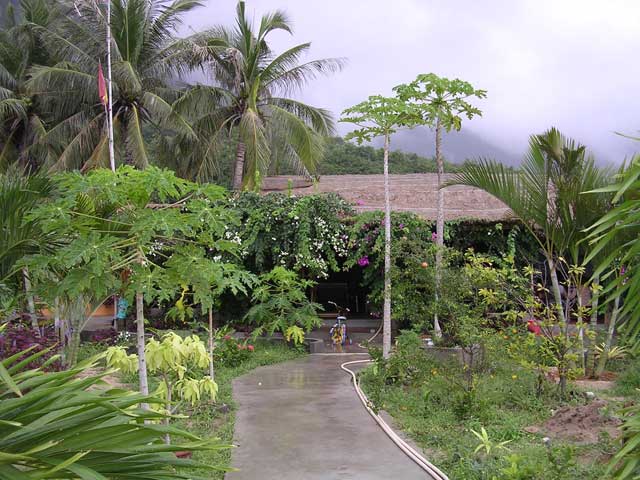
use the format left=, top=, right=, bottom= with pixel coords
left=313, top=268, right=370, bottom=318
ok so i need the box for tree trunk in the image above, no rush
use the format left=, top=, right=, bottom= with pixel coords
left=547, top=258, right=566, bottom=324
left=548, top=258, right=569, bottom=398
left=433, top=117, right=444, bottom=338
left=382, top=132, right=392, bottom=359
left=22, top=268, right=39, bottom=337
left=208, top=309, right=215, bottom=380
left=232, top=141, right=246, bottom=191
left=136, top=291, right=149, bottom=397
left=67, top=327, right=82, bottom=367
left=586, top=273, right=600, bottom=376
left=595, top=294, right=621, bottom=379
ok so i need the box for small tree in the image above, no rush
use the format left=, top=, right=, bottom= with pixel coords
left=25, top=167, right=236, bottom=397
left=340, top=95, right=418, bottom=358
left=107, top=332, right=218, bottom=444
left=161, top=247, right=256, bottom=379
left=245, top=266, right=322, bottom=345
left=394, top=74, right=486, bottom=337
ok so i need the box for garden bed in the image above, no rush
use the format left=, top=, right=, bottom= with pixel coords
left=358, top=333, right=635, bottom=479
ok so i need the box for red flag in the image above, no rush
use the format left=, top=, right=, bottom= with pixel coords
left=97, top=62, right=108, bottom=107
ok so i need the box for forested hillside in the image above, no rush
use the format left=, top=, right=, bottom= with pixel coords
left=318, top=137, right=461, bottom=175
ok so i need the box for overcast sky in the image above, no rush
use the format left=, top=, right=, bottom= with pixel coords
left=181, top=0, right=640, bottom=165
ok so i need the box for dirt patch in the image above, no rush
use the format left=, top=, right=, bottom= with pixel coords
left=525, top=400, right=622, bottom=444
left=77, top=367, right=129, bottom=390
left=574, top=379, right=616, bottom=391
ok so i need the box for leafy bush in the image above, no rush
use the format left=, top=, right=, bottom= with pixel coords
left=213, top=334, right=254, bottom=367
left=245, top=267, right=322, bottom=343
left=614, top=356, right=640, bottom=397
left=0, top=348, right=227, bottom=479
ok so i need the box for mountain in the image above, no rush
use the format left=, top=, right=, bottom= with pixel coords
left=371, top=128, right=521, bottom=166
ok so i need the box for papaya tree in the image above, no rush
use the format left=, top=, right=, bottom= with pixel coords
left=394, top=74, right=486, bottom=337
left=340, top=95, right=418, bottom=358
left=25, top=167, right=236, bottom=397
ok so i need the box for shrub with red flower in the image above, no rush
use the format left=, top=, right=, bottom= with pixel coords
left=213, top=335, right=255, bottom=367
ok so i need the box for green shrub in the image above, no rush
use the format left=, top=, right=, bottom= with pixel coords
left=214, top=334, right=254, bottom=367
left=614, top=356, right=640, bottom=397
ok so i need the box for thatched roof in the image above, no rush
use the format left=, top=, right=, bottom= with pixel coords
left=261, top=174, right=512, bottom=221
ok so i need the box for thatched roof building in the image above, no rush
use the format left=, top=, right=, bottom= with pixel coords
left=261, top=174, right=511, bottom=221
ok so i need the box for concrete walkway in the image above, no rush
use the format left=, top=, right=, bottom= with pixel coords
left=227, top=355, right=430, bottom=479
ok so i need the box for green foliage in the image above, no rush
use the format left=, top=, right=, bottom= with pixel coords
left=318, top=137, right=462, bottom=175
left=470, top=426, right=512, bottom=456
left=340, top=95, right=419, bottom=143
left=0, top=348, right=228, bottom=479
left=608, top=399, right=640, bottom=479
left=107, top=330, right=217, bottom=438
left=231, top=192, right=353, bottom=279
left=22, top=166, right=239, bottom=365
left=613, top=357, right=640, bottom=397
left=346, top=210, right=530, bottom=336
left=393, top=73, right=486, bottom=131
left=587, top=156, right=640, bottom=350
left=0, top=169, right=55, bottom=284
left=212, top=332, right=254, bottom=368
left=20, top=0, right=204, bottom=170
left=359, top=340, right=608, bottom=480
left=245, top=266, right=322, bottom=342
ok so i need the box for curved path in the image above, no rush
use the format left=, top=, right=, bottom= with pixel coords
left=227, top=354, right=431, bottom=479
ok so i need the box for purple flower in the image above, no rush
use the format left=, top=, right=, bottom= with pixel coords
left=431, top=232, right=437, bottom=242
left=356, top=199, right=365, bottom=206
left=358, top=256, right=370, bottom=267
left=399, top=223, right=405, bottom=229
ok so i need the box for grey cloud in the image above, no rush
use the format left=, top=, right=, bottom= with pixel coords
left=181, top=0, right=640, bottom=165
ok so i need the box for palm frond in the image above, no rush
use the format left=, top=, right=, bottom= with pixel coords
left=126, top=105, right=149, bottom=168
left=263, top=57, right=346, bottom=95
left=239, top=107, right=269, bottom=189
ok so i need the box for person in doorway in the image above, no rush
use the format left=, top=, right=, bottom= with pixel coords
left=330, top=318, right=347, bottom=353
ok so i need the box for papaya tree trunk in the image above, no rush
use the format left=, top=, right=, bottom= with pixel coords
left=434, top=116, right=443, bottom=338
left=136, top=291, right=149, bottom=396
left=208, top=308, right=215, bottom=380
left=232, top=141, right=246, bottom=191
left=382, top=132, right=392, bottom=359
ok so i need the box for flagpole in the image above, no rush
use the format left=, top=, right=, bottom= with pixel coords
left=106, top=0, right=115, bottom=172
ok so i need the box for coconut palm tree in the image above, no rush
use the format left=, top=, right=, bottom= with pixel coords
left=0, top=0, right=57, bottom=170
left=171, top=1, right=345, bottom=188
left=25, top=0, right=199, bottom=171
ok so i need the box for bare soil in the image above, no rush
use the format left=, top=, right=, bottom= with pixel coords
left=77, top=367, right=129, bottom=390
left=525, top=400, right=622, bottom=444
